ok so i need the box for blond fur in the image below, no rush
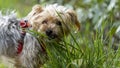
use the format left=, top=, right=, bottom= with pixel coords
left=27, top=4, right=80, bottom=40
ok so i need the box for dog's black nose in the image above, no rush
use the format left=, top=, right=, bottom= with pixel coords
left=46, top=29, right=53, bottom=36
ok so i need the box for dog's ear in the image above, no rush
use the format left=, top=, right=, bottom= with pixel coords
left=32, top=4, right=43, bottom=13
left=67, top=10, right=80, bottom=32
left=27, top=4, right=43, bottom=20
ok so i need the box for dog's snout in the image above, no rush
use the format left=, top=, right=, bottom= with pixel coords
left=46, top=29, right=53, bottom=35
left=46, top=29, right=57, bottom=39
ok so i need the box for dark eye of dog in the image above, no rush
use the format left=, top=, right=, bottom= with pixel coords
left=33, top=13, right=36, bottom=16
left=10, top=20, right=14, bottom=23
left=56, top=21, right=62, bottom=26
left=14, top=22, right=18, bottom=25
left=42, top=20, right=47, bottom=24
left=12, top=26, right=15, bottom=28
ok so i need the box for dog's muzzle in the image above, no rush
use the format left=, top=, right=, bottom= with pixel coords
left=45, top=29, right=57, bottom=39
left=20, top=20, right=31, bottom=28
left=19, top=20, right=32, bottom=34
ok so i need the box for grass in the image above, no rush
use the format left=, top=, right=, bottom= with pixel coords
left=38, top=11, right=120, bottom=68
left=41, top=21, right=120, bottom=68
left=38, top=12, right=120, bottom=68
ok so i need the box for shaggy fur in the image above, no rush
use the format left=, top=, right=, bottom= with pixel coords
left=0, top=12, right=46, bottom=68
left=0, top=12, right=21, bottom=57
left=27, top=4, right=80, bottom=40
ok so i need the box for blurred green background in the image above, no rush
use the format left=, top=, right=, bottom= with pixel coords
left=0, top=0, right=38, bottom=17
left=1, top=0, right=120, bottom=68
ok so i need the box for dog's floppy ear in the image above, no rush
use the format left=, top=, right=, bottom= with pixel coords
left=27, top=4, right=43, bottom=20
left=67, top=10, right=80, bottom=32
left=32, top=4, right=43, bottom=13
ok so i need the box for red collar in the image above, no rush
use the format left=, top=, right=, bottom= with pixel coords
left=17, top=20, right=31, bottom=54
left=17, top=41, right=24, bottom=54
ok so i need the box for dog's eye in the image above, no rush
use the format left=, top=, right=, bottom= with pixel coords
left=14, top=23, right=18, bottom=25
left=10, top=20, right=14, bottom=23
left=33, top=13, right=36, bottom=15
left=42, top=20, right=47, bottom=24
left=56, top=21, right=62, bottom=26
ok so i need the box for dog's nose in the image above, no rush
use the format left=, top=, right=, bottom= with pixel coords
left=20, top=20, right=32, bottom=28
left=46, top=29, right=53, bottom=36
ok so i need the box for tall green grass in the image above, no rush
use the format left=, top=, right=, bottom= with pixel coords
left=41, top=18, right=120, bottom=68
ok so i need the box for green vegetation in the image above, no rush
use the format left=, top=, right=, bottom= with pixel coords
left=0, top=0, right=120, bottom=68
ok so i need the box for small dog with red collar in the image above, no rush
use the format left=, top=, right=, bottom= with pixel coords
left=0, top=12, right=46, bottom=68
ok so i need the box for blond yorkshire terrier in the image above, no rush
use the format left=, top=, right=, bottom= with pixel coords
left=23, top=4, right=81, bottom=68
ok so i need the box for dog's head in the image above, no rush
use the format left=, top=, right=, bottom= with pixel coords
left=27, top=4, right=80, bottom=40
left=0, top=13, right=20, bottom=33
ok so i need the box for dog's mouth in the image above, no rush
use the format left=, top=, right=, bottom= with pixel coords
left=19, top=20, right=32, bottom=28
left=47, top=34, right=58, bottom=39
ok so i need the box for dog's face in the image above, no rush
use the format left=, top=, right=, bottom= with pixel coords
left=8, top=18, right=20, bottom=30
left=27, top=4, right=80, bottom=40
left=0, top=15, right=21, bottom=35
